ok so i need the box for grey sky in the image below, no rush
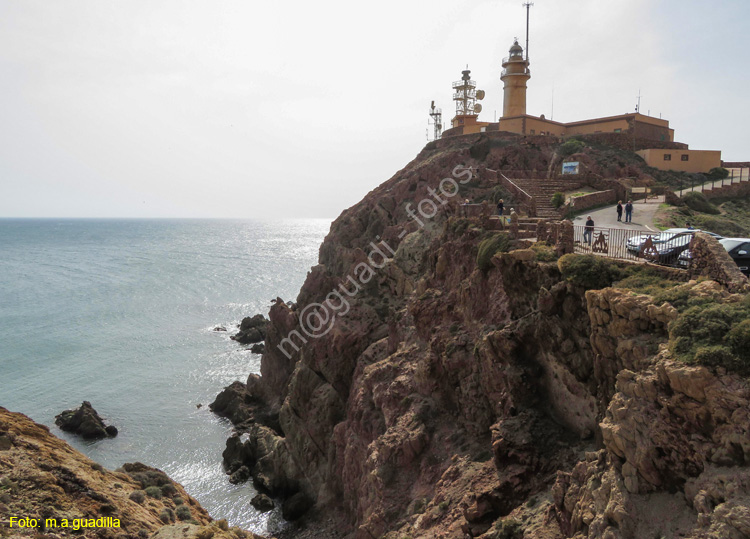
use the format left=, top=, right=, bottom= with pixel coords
left=1, top=0, right=748, bottom=219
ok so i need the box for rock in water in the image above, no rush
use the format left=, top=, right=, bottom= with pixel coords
left=55, top=401, right=118, bottom=440
left=251, top=493, right=274, bottom=512
left=231, top=314, right=269, bottom=344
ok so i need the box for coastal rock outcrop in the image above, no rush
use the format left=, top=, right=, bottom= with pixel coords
left=0, top=406, right=243, bottom=539
left=55, top=401, right=118, bottom=439
left=213, top=132, right=750, bottom=537
left=231, top=314, right=270, bottom=345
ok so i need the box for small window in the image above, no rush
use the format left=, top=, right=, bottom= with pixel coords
left=614, top=128, right=622, bottom=133
left=664, top=154, right=672, bottom=161
left=681, top=154, right=689, bottom=161
left=530, top=129, right=536, bottom=134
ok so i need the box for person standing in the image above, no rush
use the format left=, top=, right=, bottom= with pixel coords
left=616, top=201, right=623, bottom=222
left=584, top=216, right=595, bottom=245
left=625, top=200, right=633, bottom=223
left=497, top=199, right=504, bottom=217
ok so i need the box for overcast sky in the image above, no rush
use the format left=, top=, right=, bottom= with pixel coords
left=1, top=0, right=748, bottom=219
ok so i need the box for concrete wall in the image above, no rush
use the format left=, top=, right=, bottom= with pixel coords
left=565, top=190, right=617, bottom=216
left=636, top=149, right=721, bottom=174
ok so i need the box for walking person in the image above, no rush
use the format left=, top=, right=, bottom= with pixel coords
left=624, top=200, right=633, bottom=223
left=616, top=201, right=623, bottom=222
left=584, top=216, right=595, bottom=245
left=496, top=198, right=504, bottom=217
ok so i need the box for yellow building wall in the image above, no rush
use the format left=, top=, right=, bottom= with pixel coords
left=495, top=116, right=566, bottom=136
left=524, top=117, right=566, bottom=136
left=636, top=149, right=721, bottom=174
left=565, top=118, right=631, bottom=136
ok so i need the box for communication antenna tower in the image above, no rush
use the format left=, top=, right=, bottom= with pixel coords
left=428, top=101, right=443, bottom=141
left=523, top=2, right=534, bottom=61
left=635, top=89, right=642, bottom=113
left=452, top=68, right=485, bottom=117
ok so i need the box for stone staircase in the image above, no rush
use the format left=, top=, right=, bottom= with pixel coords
left=512, top=179, right=585, bottom=219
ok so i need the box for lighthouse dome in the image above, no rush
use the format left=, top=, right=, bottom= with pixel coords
left=509, top=41, right=524, bottom=57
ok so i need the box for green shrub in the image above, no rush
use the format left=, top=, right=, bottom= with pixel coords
left=450, top=218, right=471, bottom=236
left=477, top=233, right=512, bottom=272
left=616, top=267, right=675, bottom=296
left=668, top=298, right=750, bottom=374
left=159, top=508, right=175, bottom=524
left=175, top=504, right=192, bottom=521
left=128, top=490, right=146, bottom=504
left=693, top=346, right=738, bottom=370
left=530, top=242, right=557, bottom=262
left=726, top=319, right=750, bottom=361
left=558, top=254, right=624, bottom=289
left=551, top=192, right=565, bottom=209
left=707, top=167, right=729, bottom=180
left=160, top=483, right=177, bottom=497
left=145, top=486, right=163, bottom=499
left=493, top=518, right=524, bottom=539
left=559, top=139, right=585, bottom=157
left=173, top=496, right=184, bottom=505
left=682, top=191, right=719, bottom=214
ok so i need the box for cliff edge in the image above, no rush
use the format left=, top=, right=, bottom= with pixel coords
left=216, top=132, right=750, bottom=538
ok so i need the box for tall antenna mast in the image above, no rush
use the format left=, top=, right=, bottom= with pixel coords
left=635, top=89, right=642, bottom=113
left=523, top=2, right=534, bottom=61
left=428, top=101, right=443, bottom=141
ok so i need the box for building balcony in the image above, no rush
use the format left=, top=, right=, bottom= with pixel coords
left=502, top=55, right=528, bottom=65
left=452, top=80, right=476, bottom=88
left=501, top=67, right=530, bottom=77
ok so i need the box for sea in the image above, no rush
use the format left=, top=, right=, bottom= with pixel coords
left=0, top=218, right=331, bottom=535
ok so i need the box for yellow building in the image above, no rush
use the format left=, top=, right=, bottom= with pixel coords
left=636, top=149, right=721, bottom=174
left=441, top=40, right=720, bottom=173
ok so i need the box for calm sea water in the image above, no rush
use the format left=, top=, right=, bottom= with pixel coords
left=0, top=218, right=330, bottom=534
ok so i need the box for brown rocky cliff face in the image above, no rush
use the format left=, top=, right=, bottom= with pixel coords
left=0, top=407, right=266, bottom=539
left=215, top=134, right=750, bottom=538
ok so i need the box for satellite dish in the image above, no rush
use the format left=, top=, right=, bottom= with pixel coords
left=476, top=90, right=485, bottom=100
left=474, top=103, right=483, bottom=113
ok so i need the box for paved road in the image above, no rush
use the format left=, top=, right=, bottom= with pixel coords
left=572, top=197, right=663, bottom=232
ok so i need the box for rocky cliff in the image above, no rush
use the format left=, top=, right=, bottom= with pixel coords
left=215, top=133, right=750, bottom=538
left=0, top=407, right=265, bottom=539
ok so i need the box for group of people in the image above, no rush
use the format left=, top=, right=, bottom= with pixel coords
left=616, top=200, right=634, bottom=223
left=583, top=200, right=635, bottom=245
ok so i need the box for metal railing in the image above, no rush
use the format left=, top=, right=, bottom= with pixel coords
left=673, top=167, right=749, bottom=197
left=573, top=226, right=693, bottom=267
left=452, top=80, right=476, bottom=88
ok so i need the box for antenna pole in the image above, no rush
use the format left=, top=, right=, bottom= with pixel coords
left=523, top=2, right=534, bottom=61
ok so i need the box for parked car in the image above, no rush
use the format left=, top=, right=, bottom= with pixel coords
left=677, top=238, right=750, bottom=275
left=626, top=228, right=722, bottom=255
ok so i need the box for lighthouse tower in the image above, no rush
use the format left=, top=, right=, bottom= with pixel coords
left=500, top=40, right=530, bottom=118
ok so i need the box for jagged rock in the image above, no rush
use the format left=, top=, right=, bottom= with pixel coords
left=251, top=493, right=274, bottom=512
left=231, top=314, right=269, bottom=344
left=55, top=401, right=117, bottom=440
left=282, top=491, right=313, bottom=521
left=213, top=326, right=227, bottom=332
left=228, top=465, right=250, bottom=484
left=250, top=343, right=265, bottom=354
